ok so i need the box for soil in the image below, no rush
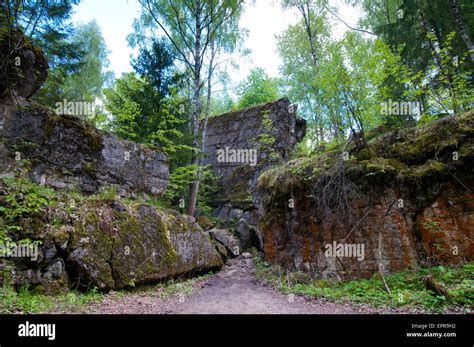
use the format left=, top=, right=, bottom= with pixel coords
left=80, top=256, right=442, bottom=314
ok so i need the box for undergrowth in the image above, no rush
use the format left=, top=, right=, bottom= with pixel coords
left=253, top=250, right=473, bottom=312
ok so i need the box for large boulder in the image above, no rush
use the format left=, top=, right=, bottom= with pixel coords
left=235, top=218, right=258, bottom=250
left=0, top=32, right=222, bottom=294
left=10, top=199, right=223, bottom=292
left=208, top=228, right=241, bottom=257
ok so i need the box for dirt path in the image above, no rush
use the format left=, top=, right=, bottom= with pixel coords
left=170, top=256, right=357, bottom=314
left=83, top=255, right=427, bottom=314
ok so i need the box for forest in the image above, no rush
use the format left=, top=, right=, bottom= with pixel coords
left=0, top=0, right=473, bottom=320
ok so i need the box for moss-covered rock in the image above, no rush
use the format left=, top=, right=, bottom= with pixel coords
left=0, top=102, right=169, bottom=197
left=1, top=193, right=223, bottom=292
left=64, top=201, right=223, bottom=290
left=197, top=215, right=215, bottom=230
left=256, top=111, right=474, bottom=280
left=0, top=28, right=48, bottom=99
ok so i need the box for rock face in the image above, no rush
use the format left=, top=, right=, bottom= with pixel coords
left=0, top=106, right=223, bottom=294
left=0, top=35, right=224, bottom=293
left=8, top=199, right=223, bottom=292
left=0, top=104, right=169, bottom=197
left=0, top=29, right=48, bottom=99
left=256, top=111, right=474, bottom=280
left=208, top=228, right=241, bottom=258
left=202, top=98, right=306, bottom=248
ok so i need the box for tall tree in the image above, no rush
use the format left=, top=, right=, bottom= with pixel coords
left=0, top=0, right=82, bottom=99
left=104, top=72, right=189, bottom=156
left=278, top=4, right=331, bottom=143
left=278, top=10, right=408, bottom=146
left=236, top=68, right=280, bottom=109
left=282, top=0, right=329, bottom=66
left=35, top=20, right=113, bottom=113
left=356, top=0, right=473, bottom=77
left=355, top=0, right=473, bottom=116
left=138, top=0, right=244, bottom=216
left=448, top=0, right=474, bottom=62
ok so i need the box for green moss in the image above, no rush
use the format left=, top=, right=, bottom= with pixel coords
left=258, top=112, right=474, bottom=204
left=356, top=148, right=374, bottom=161
left=83, top=127, right=103, bottom=151
left=364, top=123, right=397, bottom=142
left=114, top=205, right=178, bottom=271
left=399, top=160, right=447, bottom=182
left=257, top=167, right=278, bottom=189
left=458, top=142, right=474, bottom=159
left=227, top=181, right=252, bottom=203
left=364, top=158, right=398, bottom=174
left=154, top=212, right=178, bottom=268
left=388, top=113, right=473, bottom=164
left=83, top=162, right=96, bottom=176
left=71, top=204, right=115, bottom=289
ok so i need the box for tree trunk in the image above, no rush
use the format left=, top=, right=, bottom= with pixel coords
left=187, top=72, right=201, bottom=216
left=187, top=1, right=203, bottom=217
left=299, top=2, right=318, bottom=66
left=449, top=0, right=474, bottom=62
left=200, top=43, right=216, bottom=163
left=188, top=44, right=216, bottom=217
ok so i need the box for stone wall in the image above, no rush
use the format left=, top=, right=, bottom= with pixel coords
left=0, top=102, right=169, bottom=197
left=256, top=111, right=474, bottom=280
left=202, top=98, right=306, bottom=248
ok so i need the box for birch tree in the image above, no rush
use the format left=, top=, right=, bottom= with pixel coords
left=138, top=0, right=244, bottom=216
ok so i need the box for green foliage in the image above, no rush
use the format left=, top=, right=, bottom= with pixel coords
left=97, top=186, right=118, bottom=203
left=358, top=0, right=474, bottom=82
left=236, top=68, right=280, bottom=109
left=209, top=90, right=237, bottom=116
left=254, top=250, right=473, bottom=311
left=0, top=175, right=56, bottom=243
left=35, top=20, right=113, bottom=128
left=259, top=113, right=277, bottom=145
left=0, top=284, right=103, bottom=314
left=104, top=72, right=191, bottom=158
left=1, top=0, right=83, bottom=71
left=128, top=36, right=181, bottom=97
left=249, top=111, right=279, bottom=161
left=165, top=164, right=218, bottom=214
left=279, top=1, right=473, bottom=148
left=277, top=10, right=398, bottom=145
left=421, top=31, right=473, bottom=116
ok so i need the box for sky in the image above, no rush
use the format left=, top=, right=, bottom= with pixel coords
left=72, top=0, right=363, bottom=84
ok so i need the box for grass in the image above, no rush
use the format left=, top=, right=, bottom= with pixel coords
left=0, top=285, right=103, bottom=314
left=0, top=272, right=214, bottom=314
left=252, top=250, right=473, bottom=312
